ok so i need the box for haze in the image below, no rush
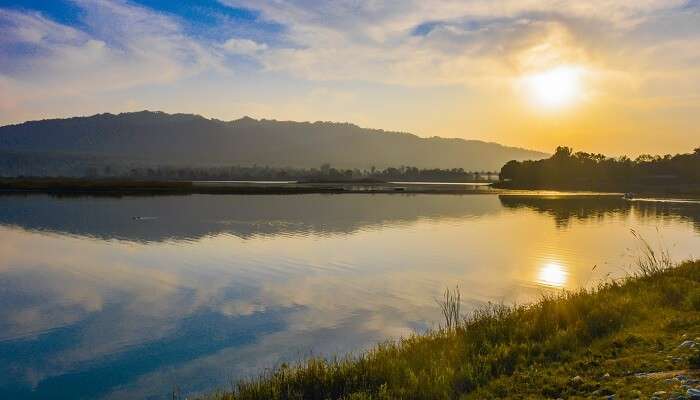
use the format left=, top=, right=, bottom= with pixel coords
left=1, top=0, right=699, bottom=155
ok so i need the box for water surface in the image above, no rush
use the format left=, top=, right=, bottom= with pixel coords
left=0, top=193, right=698, bottom=399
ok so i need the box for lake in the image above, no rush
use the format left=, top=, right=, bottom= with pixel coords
left=0, top=193, right=698, bottom=399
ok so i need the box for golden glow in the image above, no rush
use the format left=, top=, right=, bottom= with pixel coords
left=537, top=262, right=568, bottom=288
left=522, top=66, right=585, bottom=110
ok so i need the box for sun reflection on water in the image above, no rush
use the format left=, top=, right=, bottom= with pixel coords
left=537, top=262, right=568, bottom=288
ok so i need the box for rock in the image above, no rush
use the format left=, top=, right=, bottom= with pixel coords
left=688, top=388, right=700, bottom=399
left=570, top=375, right=584, bottom=385
left=679, top=340, right=697, bottom=349
left=652, top=391, right=667, bottom=397
left=593, top=389, right=612, bottom=396
left=602, top=372, right=611, bottom=380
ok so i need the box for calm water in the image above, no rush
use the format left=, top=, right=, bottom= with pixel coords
left=0, top=193, right=698, bottom=399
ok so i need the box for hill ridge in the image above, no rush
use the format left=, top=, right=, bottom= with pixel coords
left=0, top=111, right=548, bottom=172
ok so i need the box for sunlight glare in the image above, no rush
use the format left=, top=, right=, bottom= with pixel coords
left=523, top=66, right=585, bottom=110
left=537, top=262, right=568, bottom=288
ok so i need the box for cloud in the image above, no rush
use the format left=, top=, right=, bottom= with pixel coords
left=1, top=1, right=697, bottom=99
left=222, top=37, right=268, bottom=55
left=214, top=0, right=697, bottom=88
left=0, top=0, right=220, bottom=116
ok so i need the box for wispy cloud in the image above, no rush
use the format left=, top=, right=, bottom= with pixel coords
left=218, top=0, right=697, bottom=87
left=0, top=0, right=220, bottom=119
left=221, top=37, right=268, bottom=55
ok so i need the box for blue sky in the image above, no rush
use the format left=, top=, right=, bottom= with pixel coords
left=0, top=0, right=698, bottom=154
left=0, top=0, right=267, bottom=33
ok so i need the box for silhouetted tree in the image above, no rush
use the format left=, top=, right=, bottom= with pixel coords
left=500, top=146, right=700, bottom=189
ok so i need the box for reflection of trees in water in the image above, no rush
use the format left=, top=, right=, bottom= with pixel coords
left=0, top=193, right=503, bottom=243
left=498, top=195, right=700, bottom=231
left=3, top=194, right=697, bottom=242
left=631, top=201, right=700, bottom=232
left=498, top=196, right=629, bottom=228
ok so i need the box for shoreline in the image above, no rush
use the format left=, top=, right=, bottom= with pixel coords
left=2, top=178, right=698, bottom=199
left=0, top=178, right=645, bottom=197
left=199, top=260, right=700, bottom=399
left=0, top=178, right=700, bottom=203
left=0, top=178, right=505, bottom=195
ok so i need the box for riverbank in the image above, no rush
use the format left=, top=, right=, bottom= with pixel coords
left=0, top=178, right=501, bottom=195
left=6, top=178, right=695, bottom=201
left=200, top=259, right=700, bottom=400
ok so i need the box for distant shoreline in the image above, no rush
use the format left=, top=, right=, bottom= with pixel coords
left=3, top=178, right=699, bottom=198
left=0, top=178, right=504, bottom=196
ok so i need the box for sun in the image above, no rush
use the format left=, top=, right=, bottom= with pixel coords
left=522, top=66, right=585, bottom=110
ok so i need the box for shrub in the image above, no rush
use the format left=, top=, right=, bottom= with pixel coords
left=580, top=304, right=625, bottom=341
left=688, top=289, right=700, bottom=310
left=660, top=281, right=686, bottom=306
left=690, top=352, right=700, bottom=369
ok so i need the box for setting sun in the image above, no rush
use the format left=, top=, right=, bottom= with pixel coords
left=522, top=66, right=585, bottom=110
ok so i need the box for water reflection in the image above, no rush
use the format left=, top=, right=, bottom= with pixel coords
left=499, top=194, right=700, bottom=232
left=0, top=194, right=502, bottom=242
left=0, top=193, right=697, bottom=399
left=537, top=262, right=568, bottom=288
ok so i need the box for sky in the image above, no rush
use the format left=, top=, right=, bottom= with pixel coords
left=0, top=0, right=698, bottom=155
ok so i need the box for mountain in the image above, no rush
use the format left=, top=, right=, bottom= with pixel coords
left=0, top=111, right=547, bottom=173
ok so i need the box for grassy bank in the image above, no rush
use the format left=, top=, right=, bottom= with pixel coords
left=200, top=258, right=700, bottom=400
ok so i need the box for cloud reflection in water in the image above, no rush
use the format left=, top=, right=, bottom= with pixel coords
left=0, top=193, right=698, bottom=399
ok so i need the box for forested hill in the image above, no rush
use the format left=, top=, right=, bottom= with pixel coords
left=0, top=111, right=546, bottom=172
left=499, top=146, right=700, bottom=191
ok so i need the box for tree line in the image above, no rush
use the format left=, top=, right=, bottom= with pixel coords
left=0, top=152, right=497, bottom=182
left=117, top=164, right=497, bottom=182
left=499, top=146, right=700, bottom=189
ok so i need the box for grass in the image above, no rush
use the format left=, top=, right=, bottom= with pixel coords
left=198, top=255, right=700, bottom=400
left=437, top=286, right=461, bottom=331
